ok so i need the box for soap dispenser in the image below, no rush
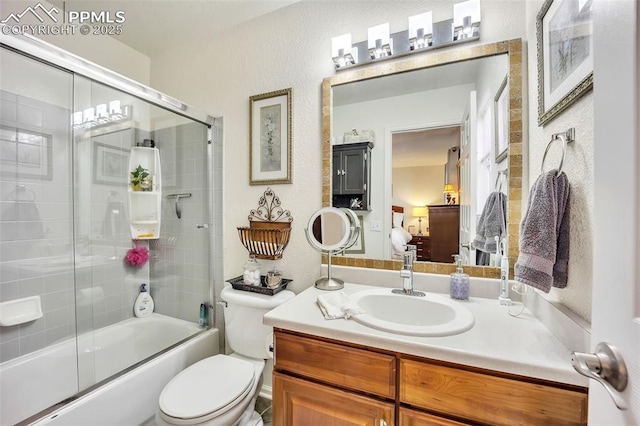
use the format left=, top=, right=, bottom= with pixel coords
left=450, top=255, right=469, bottom=301
left=134, top=283, right=154, bottom=317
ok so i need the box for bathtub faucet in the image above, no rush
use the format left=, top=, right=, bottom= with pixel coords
left=392, top=246, right=425, bottom=297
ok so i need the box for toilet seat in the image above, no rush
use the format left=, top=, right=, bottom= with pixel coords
left=159, top=354, right=256, bottom=422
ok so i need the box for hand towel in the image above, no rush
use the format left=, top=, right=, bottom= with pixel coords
left=514, top=170, right=570, bottom=292
left=316, top=291, right=364, bottom=320
left=473, top=192, right=507, bottom=254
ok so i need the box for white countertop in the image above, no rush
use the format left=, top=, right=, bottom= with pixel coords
left=264, top=282, right=588, bottom=387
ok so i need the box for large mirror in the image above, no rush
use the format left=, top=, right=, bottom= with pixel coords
left=321, top=39, right=523, bottom=277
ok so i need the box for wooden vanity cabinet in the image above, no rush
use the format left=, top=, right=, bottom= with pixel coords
left=400, top=357, right=588, bottom=426
left=274, top=373, right=395, bottom=425
left=273, top=329, right=588, bottom=426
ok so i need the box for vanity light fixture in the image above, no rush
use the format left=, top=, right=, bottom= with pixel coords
left=412, top=206, right=428, bottom=236
left=330, top=0, right=481, bottom=71
left=453, top=0, right=481, bottom=39
left=367, top=23, right=392, bottom=59
left=331, top=33, right=358, bottom=69
left=408, top=12, right=433, bottom=50
left=73, top=100, right=131, bottom=130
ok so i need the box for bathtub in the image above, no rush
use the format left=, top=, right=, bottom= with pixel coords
left=1, top=314, right=218, bottom=426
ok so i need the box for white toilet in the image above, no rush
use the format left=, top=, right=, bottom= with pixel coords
left=156, top=286, right=294, bottom=426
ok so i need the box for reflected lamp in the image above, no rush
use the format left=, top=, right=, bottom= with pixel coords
left=412, top=206, right=428, bottom=236
left=443, top=183, right=455, bottom=204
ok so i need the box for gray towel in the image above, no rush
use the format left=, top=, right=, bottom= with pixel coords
left=473, top=192, right=507, bottom=254
left=514, top=170, right=570, bottom=292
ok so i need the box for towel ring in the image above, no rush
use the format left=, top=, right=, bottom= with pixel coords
left=494, top=170, right=507, bottom=192
left=541, top=128, right=575, bottom=175
left=13, top=185, right=36, bottom=202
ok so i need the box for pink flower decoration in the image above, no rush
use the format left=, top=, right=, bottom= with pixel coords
left=125, top=245, right=149, bottom=267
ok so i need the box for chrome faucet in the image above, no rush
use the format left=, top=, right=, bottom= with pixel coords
left=392, top=246, right=425, bottom=297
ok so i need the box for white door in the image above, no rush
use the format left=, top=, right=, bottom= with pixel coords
left=459, top=91, right=477, bottom=265
left=584, top=1, right=639, bottom=423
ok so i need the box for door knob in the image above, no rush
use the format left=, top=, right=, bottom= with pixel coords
left=571, top=342, right=628, bottom=410
left=461, top=242, right=473, bottom=249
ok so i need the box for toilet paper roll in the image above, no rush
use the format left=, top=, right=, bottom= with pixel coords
left=265, top=333, right=274, bottom=359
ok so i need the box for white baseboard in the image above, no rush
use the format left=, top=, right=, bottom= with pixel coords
left=258, top=385, right=272, bottom=400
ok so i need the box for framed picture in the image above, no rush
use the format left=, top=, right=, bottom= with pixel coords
left=537, top=0, right=593, bottom=126
left=494, top=75, right=509, bottom=163
left=345, top=215, right=365, bottom=254
left=93, top=141, right=130, bottom=185
left=249, top=88, right=292, bottom=185
left=0, top=125, right=53, bottom=180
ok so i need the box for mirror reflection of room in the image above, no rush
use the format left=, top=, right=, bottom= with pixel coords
left=332, top=54, right=508, bottom=266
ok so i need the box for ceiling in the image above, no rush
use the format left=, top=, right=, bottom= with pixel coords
left=392, top=127, right=460, bottom=168
left=50, top=0, right=299, bottom=56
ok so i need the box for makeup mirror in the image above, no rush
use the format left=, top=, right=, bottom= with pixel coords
left=306, top=207, right=360, bottom=290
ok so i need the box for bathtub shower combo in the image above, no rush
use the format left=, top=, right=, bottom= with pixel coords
left=0, top=33, right=222, bottom=425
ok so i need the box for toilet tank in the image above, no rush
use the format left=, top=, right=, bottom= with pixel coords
left=221, top=287, right=294, bottom=359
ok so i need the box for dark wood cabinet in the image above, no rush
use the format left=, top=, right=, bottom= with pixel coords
left=428, top=205, right=460, bottom=263
left=332, top=142, right=372, bottom=211
left=409, top=235, right=430, bottom=261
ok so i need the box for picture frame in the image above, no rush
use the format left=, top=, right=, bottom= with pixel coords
left=494, top=75, right=509, bottom=163
left=537, top=0, right=593, bottom=126
left=249, top=88, right=292, bottom=185
left=0, top=126, right=53, bottom=180
left=345, top=215, right=365, bottom=254
left=93, top=141, right=130, bottom=185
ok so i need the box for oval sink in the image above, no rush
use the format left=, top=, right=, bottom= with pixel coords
left=350, top=288, right=474, bottom=337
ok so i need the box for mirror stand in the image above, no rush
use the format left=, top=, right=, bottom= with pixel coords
left=316, top=252, right=344, bottom=291
left=306, top=207, right=360, bottom=291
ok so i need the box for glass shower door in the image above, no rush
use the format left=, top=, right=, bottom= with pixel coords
left=0, top=46, right=78, bottom=425
left=72, top=77, right=211, bottom=391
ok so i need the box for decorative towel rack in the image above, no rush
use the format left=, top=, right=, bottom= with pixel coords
left=541, top=128, right=575, bottom=174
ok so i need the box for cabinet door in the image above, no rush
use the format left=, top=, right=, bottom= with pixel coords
left=428, top=206, right=460, bottom=263
left=274, top=372, right=395, bottom=426
left=399, top=407, right=469, bottom=426
left=400, top=358, right=588, bottom=426
left=332, top=150, right=342, bottom=195
left=342, top=149, right=366, bottom=194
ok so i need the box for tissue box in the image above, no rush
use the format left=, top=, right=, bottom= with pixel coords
left=344, top=129, right=375, bottom=144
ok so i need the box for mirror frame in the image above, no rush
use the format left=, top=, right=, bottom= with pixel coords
left=321, top=39, right=523, bottom=279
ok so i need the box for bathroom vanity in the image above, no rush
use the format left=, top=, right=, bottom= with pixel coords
left=265, top=283, right=589, bottom=426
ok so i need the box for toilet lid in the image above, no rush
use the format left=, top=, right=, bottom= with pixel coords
left=159, top=354, right=255, bottom=420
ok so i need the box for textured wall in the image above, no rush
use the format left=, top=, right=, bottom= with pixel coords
left=525, top=0, right=593, bottom=322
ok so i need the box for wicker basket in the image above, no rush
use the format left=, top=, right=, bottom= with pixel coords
left=237, top=221, right=291, bottom=260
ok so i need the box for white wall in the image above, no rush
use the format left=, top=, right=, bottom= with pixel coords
left=392, top=165, right=444, bottom=235
left=525, top=0, right=594, bottom=321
